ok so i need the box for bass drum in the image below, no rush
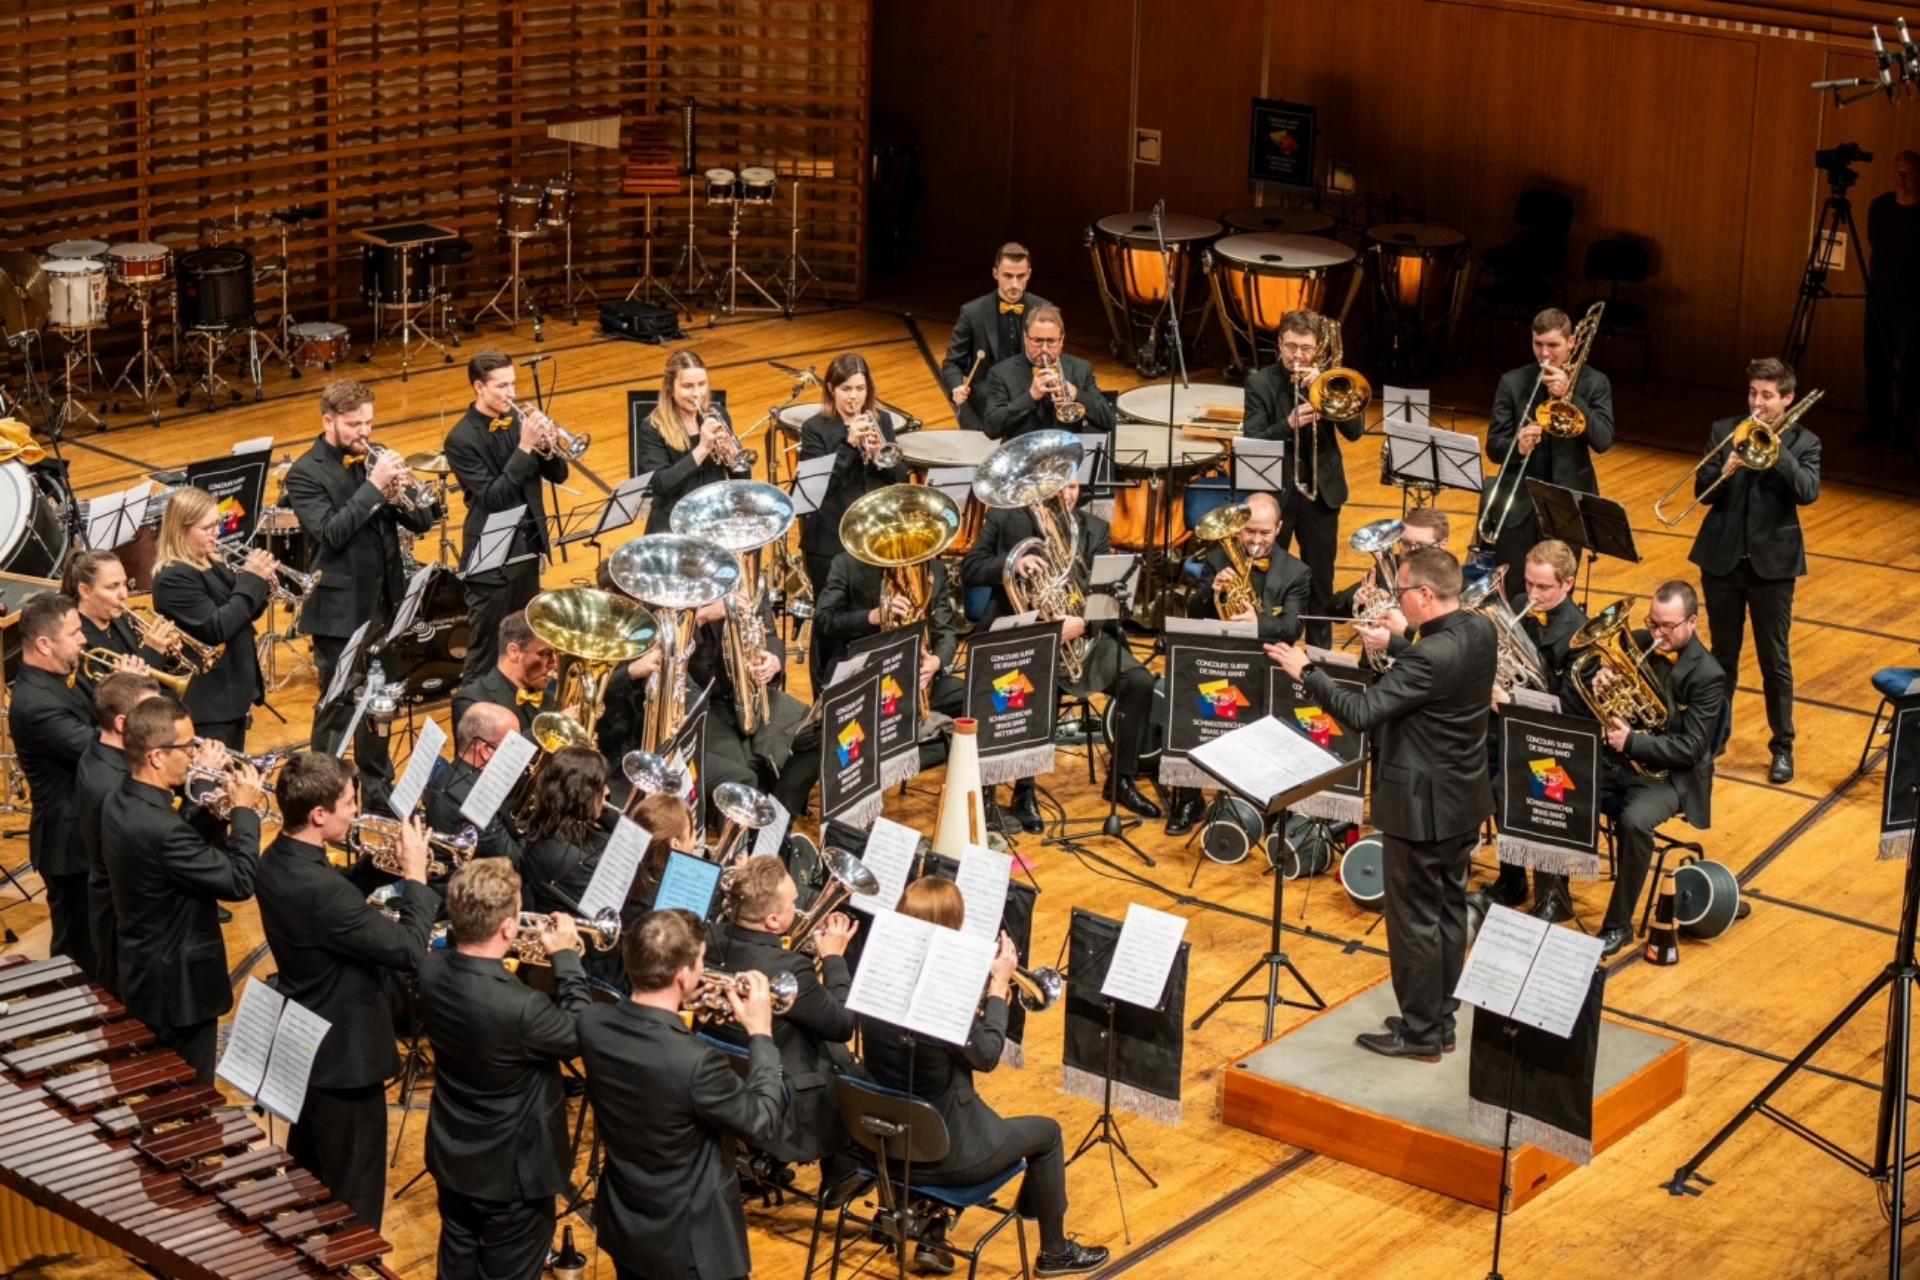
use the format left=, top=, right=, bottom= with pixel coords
left=0, top=462, right=70, bottom=581
left=1339, top=834, right=1386, bottom=911
left=1673, top=857, right=1741, bottom=939
left=1102, top=674, right=1166, bottom=774
left=1201, top=795, right=1265, bottom=865
left=176, top=247, right=254, bottom=331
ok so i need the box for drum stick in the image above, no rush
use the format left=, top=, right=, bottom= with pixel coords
left=961, top=349, right=987, bottom=391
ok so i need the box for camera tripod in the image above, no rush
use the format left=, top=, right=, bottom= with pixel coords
left=1783, top=150, right=1884, bottom=368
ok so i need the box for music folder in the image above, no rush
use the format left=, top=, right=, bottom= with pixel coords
left=1232, top=436, right=1287, bottom=492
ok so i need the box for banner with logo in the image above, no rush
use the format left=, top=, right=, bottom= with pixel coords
left=185, top=448, right=272, bottom=547
left=1266, top=657, right=1370, bottom=824
left=1158, top=636, right=1272, bottom=790
left=847, top=621, right=927, bottom=791
left=665, top=682, right=713, bottom=835
left=963, top=621, right=1060, bottom=786
left=820, top=665, right=884, bottom=830
left=1497, top=700, right=1602, bottom=877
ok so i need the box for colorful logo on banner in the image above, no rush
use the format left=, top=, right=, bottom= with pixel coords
left=1293, top=705, right=1342, bottom=748
left=1196, top=680, right=1251, bottom=720
left=879, top=674, right=904, bottom=717
left=992, top=669, right=1034, bottom=713
left=836, top=720, right=866, bottom=766
left=216, top=496, right=247, bottom=536
left=1529, top=756, right=1576, bottom=803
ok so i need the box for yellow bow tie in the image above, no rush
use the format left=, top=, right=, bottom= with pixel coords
left=998, top=301, right=1024, bottom=315
left=489, top=414, right=514, bottom=433
left=343, top=455, right=361, bottom=471
left=1528, top=609, right=1549, bottom=625
left=65, top=672, right=76, bottom=689
left=1247, top=556, right=1270, bottom=571
left=515, top=688, right=544, bottom=707
left=1656, top=648, right=1679, bottom=665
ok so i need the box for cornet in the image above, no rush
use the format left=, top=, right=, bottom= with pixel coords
left=509, top=908, right=621, bottom=965
left=516, top=400, right=591, bottom=460
left=1032, top=353, right=1086, bottom=424
left=700, top=402, right=758, bottom=475
left=185, top=751, right=286, bottom=821
left=220, top=541, right=320, bottom=603
left=345, top=813, right=481, bottom=878
left=81, top=648, right=189, bottom=698
left=127, top=607, right=222, bottom=674
left=364, top=443, right=440, bottom=511
left=685, top=968, right=798, bottom=1022
left=849, top=411, right=900, bottom=469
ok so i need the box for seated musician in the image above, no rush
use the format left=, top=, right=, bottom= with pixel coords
left=707, top=854, right=860, bottom=1181
left=257, top=753, right=439, bottom=1231
left=680, top=594, right=817, bottom=822
left=152, top=485, right=276, bottom=749
left=859, top=877, right=1107, bottom=1277
left=798, top=353, right=910, bottom=624
left=63, top=547, right=180, bottom=694
left=103, top=695, right=267, bottom=1082
left=79, top=672, right=163, bottom=998
left=419, top=858, right=591, bottom=1280
left=1588, top=580, right=1725, bottom=958
left=631, top=791, right=699, bottom=910
left=814, top=544, right=967, bottom=741
left=1484, top=539, right=1589, bottom=921
left=520, top=745, right=611, bottom=915
left=1348, top=507, right=1451, bottom=666
left=425, top=702, right=529, bottom=885
left=962, top=474, right=1160, bottom=829
left=1164, top=492, right=1311, bottom=835
left=590, top=559, right=671, bottom=771
left=943, top=242, right=1051, bottom=433
left=577, top=908, right=786, bottom=1280
left=637, top=349, right=738, bottom=534
left=452, top=610, right=559, bottom=737
left=978, top=305, right=1117, bottom=441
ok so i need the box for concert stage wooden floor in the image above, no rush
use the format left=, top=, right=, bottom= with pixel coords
left=4, top=291, right=1920, bottom=1280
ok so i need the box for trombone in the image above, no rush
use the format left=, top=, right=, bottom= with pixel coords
left=81, top=648, right=189, bottom=698
left=1290, top=318, right=1372, bottom=501
left=1477, top=301, right=1604, bottom=546
left=1652, top=389, right=1824, bottom=528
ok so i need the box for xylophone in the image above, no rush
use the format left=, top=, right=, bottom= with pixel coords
left=0, top=953, right=401, bottom=1280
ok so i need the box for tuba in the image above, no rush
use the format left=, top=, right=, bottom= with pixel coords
left=840, top=483, right=963, bottom=716
left=1193, top=503, right=1259, bottom=621
left=526, top=587, right=659, bottom=738
left=1461, top=567, right=1547, bottom=694
left=608, top=534, right=742, bottom=755
left=1566, top=597, right=1670, bottom=778
left=669, top=481, right=796, bottom=736
left=782, top=846, right=880, bottom=954
left=1653, top=388, right=1824, bottom=528
left=1348, top=518, right=1404, bottom=672
left=972, top=431, right=1090, bottom=680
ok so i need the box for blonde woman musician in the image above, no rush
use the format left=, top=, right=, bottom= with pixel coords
left=637, top=349, right=738, bottom=533
left=151, top=487, right=275, bottom=749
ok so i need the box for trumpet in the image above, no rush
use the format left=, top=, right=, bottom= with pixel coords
left=365, top=443, right=440, bottom=511
left=1033, top=352, right=1086, bottom=425
left=685, top=968, right=799, bottom=1022
left=509, top=908, right=621, bottom=965
left=81, top=648, right=189, bottom=698
left=220, top=540, right=320, bottom=603
left=126, top=607, right=222, bottom=674
left=1652, top=389, right=1824, bottom=528
left=700, top=402, right=758, bottom=475
left=516, top=400, right=591, bottom=460
left=850, top=411, right=900, bottom=469
left=345, top=813, right=481, bottom=878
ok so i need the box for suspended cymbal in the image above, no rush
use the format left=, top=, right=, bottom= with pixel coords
left=406, top=450, right=455, bottom=474
left=0, top=252, right=50, bottom=335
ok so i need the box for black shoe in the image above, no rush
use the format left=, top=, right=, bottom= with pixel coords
left=1385, top=1015, right=1455, bottom=1053
left=1035, top=1240, right=1109, bottom=1276
left=1164, top=789, right=1204, bottom=837
left=1355, top=1029, right=1442, bottom=1062
left=216, top=906, right=233, bottom=924
left=1769, top=749, right=1794, bottom=784
left=1105, top=772, right=1163, bottom=819
left=1482, top=872, right=1528, bottom=909
left=911, top=1243, right=955, bottom=1275
left=1598, top=925, right=1635, bottom=958
left=1011, top=783, right=1043, bottom=835
left=1530, top=889, right=1575, bottom=924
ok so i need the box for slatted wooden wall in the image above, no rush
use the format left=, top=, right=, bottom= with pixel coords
left=0, top=0, right=867, bottom=347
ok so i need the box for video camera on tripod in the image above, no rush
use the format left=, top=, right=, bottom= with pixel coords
left=1815, top=141, right=1872, bottom=188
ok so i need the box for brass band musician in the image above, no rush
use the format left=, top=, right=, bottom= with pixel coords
left=797, top=352, right=910, bottom=617
left=977, top=306, right=1116, bottom=441
left=63, top=548, right=177, bottom=695
left=636, top=349, right=738, bottom=534
left=943, top=242, right=1051, bottom=433
left=152, top=487, right=276, bottom=750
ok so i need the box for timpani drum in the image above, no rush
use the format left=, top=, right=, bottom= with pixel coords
left=1219, top=206, right=1337, bottom=237
left=1204, top=233, right=1356, bottom=375
left=498, top=185, right=546, bottom=237
left=105, top=242, right=173, bottom=286
left=1363, top=222, right=1471, bottom=376
left=43, top=259, right=108, bottom=330
left=1106, top=419, right=1226, bottom=553
left=1086, top=211, right=1222, bottom=378
left=895, top=430, right=997, bottom=557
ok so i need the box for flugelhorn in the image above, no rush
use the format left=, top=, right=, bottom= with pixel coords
left=783, top=846, right=880, bottom=953
left=127, top=607, right=222, bottom=674
left=81, top=648, right=189, bottom=698
left=365, top=443, right=440, bottom=510
left=1009, top=964, right=1064, bottom=1013
left=517, top=400, right=591, bottom=459
left=1652, top=389, right=1824, bottom=528
left=346, top=813, right=481, bottom=878
left=685, top=968, right=798, bottom=1022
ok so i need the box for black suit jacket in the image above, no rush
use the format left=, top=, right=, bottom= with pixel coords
left=814, top=553, right=959, bottom=685
left=942, top=292, right=1053, bottom=431
left=1190, top=543, right=1311, bottom=642
left=424, top=757, right=527, bottom=886
left=797, top=410, right=909, bottom=558
left=77, top=613, right=168, bottom=700
left=1687, top=414, right=1821, bottom=581
left=1242, top=364, right=1368, bottom=511
left=1485, top=362, right=1616, bottom=503
left=102, top=777, right=261, bottom=1030
left=78, top=740, right=128, bottom=991
left=9, top=664, right=96, bottom=878
left=445, top=405, right=570, bottom=572
left=578, top=1000, right=784, bottom=1279
left=419, top=947, right=591, bottom=1201
left=1618, top=633, right=1724, bottom=828
left=452, top=666, right=548, bottom=738
left=636, top=407, right=733, bottom=535
left=1302, top=608, right=1497, bottom=842
left=153, top=561, right=270, bottom=724
left=525, top=828, right=608, bottom=917
left=285, top=434, right=440, bottom=640
left=256, top=834, right=439, bottom=1090
left=860, top=997, right=1015, bottom=1175
left=978, top=352, right=1115, bottom=441
left=961, top=504, right=1111, bottom=631
left=1518, top=595, right=1588, bottom=710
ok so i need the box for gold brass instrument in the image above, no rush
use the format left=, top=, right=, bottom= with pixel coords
left=1349, top=518, right=1405, bottom=673
left=783, top=846, right=880, bottom=954
left=127, top=607, right=222, bottom=674
left=1567, top=597, right=1670, bottom=778
left=972, top=431, right=1090, bottom=680
left=0, top=418, right=47, bottom=465
left=840, top=483, right=963, bottom=712
left=509, top=908, right=621, bottom=964
left=1461, top=568, right=1548, bottom=694
left=1033, top=352, right=1087, bottom=425
left=525, top=587, right=659, bottom=737
left=700, top=401, right=758, bottom=476
left=1194, top=502, right=1259, bottom=621
left=219, top=540, right=320, bottom=604
left=1652, top=388, right=1824, bottom=528
left=608, top=534, right=743, bottom=755
left=686, top=968, right=799, bottom=1022
left=668, top=481, right=796, bottom=735
left=80, top=648, right=189, bottom=698
left=1290, top=319, right=1371, bottom=502
left=1009, top=964, right=1065, bottom=1013
left=709, top=781, right=778, bottom=865
left=345, top=813, right=481, bottom=878
left=184, top=751, right=287, bottom=820
left=513, top=711, right=596, bottom=825
left=365, top=443, right=441, bottom=510
left=515, top=400, right=592, bottom=460
left=1477, top=301, right=1605, bottom=546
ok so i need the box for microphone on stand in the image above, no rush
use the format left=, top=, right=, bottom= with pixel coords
left=1899, top=17, right=1920, bottom=82
left=1874, top=26, right=1897, bottom=94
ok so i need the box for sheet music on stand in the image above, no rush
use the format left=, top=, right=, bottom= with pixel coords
left=1527, top=480, right=1641, bottom=565
left=1100, top=902, right=1189, bottom=1009
left=1453, top=904, right=1603, bottom=1038
left=557, top=472, right=653, bottom=547
left=217, top=978, right=332, bottom=1124
left=578, top=815, right=650, bottom=919
left=1382, top=419, right=1483, bottom=497
left=84, top=480, right=153, bottom=550
left=654, top=850, right=725, bottom=918
left=787, top=454, right=835, bottom=517
left=317, top=621, right=374, bottom=711
left=459, top=729, right=538, bottom=828
left=463, top=505, right=529, bottom=577
left=844, top=908, right=998, bottom=1046
left=382, top=563, right=441, bottom=647
left=1187, top=714, right=1360, bottom=811
left=1232, top=436, right=1287, bottom=492
left=387, top=716, right=448, bottom=819
left=1164, top=614, right=1256, bottom=640
left=847, top=816, right=918, bottom=914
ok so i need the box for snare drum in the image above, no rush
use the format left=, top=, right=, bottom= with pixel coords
left=361, top=245, right=433, bottom=307
left=704, top=168, right=739, bottom=203
left=0, top=461, right=69, bottom=580
left=1205, top=233, right=1357, bottom=372
left=541, top=179, right=575, bottom=228
left=175, top=247, right=254, bottom=331
left=46, top=238, right=110, bottom=261
left=1086, top=211, right=1222, bottom=377
left=1340, top=834, right=1386, bottom=911
left=1364, top=222, right=1471, bottom=374
left=498, top=185, right=546, bottom=237
left=738, top=166, right=777, bottom=203
left=105, top=241, right=173, bottom=285
left=43, top=259, right=108, bottom=329
left=1220, top=206, right=1337, bottom=237
left=290, top=321, right=351, bottom=367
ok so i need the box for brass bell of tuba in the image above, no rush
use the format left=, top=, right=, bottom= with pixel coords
left=607, top=534, right=742, bottom=755
left=669, top=481, right=796, bottom=736
left=971, top=430, right=1091, bottom=680
left=525, top=587, right=659, bottom=738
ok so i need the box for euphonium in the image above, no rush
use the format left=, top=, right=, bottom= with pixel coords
left=1032, top=353, right=1086, bottom=425
left=782, top=846, right=880, bottom=954
left=126, top=607, right=222, bottom=674
left=1653, top=388, right=1824, bottom=528
left=972, top=431, right=1090, bottom=680
left=1193, top=503, right=1260, bottom=621
left=1566, top=597, right=1671, bottom=778
left=510, top=908, right=621, bottom=964
left=608, top=534, right=742, bottom=755
left=840, top=483, right=963, bottom=713
left=1461, top=568, right=1547, bottom=694
left=1348, top=518, right=1405, bottom=673
left=686, top=968, right=799, bottom=1022
left=668, top=481, right=796, bottom=736
left=516, top=400, right=591, bottom=459
left=709, top=782, right=778, bottom=865
left=524, top=587, right=658, bottom=737
left=81, top=648, right=189, bottom=698
left=346, top=813, right=481, bottom=878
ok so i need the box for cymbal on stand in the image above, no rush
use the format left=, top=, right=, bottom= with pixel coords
left=406, top=450, right=455, bottom=474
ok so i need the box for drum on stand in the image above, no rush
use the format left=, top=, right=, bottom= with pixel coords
left=895, top=430, right=996, bottom=558
left=1204, top=233, right=1356, bottom=375
left=175, top=247, right=254, bottom=330
left=1220, top=206, right=1337, bottom=237
left=1364, top=223, right=1471, bottom=377
left=361, top=245, right=434, bottom=307
left=0, top=461, right=70, bottom=581
left=704, top=168, right=739, bottom=203
left=289, top=321, right=351, bottom=368
left=1085, top=211, right=1222, bottom=378
left=498, top=185, right=546, bottom=237
left=104, top=242, right=173, bottom=287
left=738, top=166, right=778, bottom=204
left=1105, top=417, right=1226, bottom=553
left=43, top=259, right=108, bottom=330
left=541, top=178, right=576, bottom=228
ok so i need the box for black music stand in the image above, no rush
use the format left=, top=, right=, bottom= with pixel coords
left=1381, top=417, right=1483, bottom=513
left=1525, top=480, right=1639, bottom=612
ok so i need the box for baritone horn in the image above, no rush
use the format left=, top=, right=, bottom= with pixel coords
left=783, top=846, right=880, bottom=953
left=1566, top=597, right=1670, bottom=778
left=1194, top=503, right=1259, bottom=621
left=1652, top=389, right=1824, bottom=528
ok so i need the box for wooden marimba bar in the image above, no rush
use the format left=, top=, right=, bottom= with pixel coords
left=0, top=954, right=400, bottom=1280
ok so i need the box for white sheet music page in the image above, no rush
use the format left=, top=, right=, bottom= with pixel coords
left=387, top=716, right=448, bottom=819
left=1101, top=902, right=1188, bottom=1009
left=1452, top=904, right=1549, bottom=1019
left=847, top=816, right=918, bottom=914
left=953, top=843, right=1012, bottom=942
left=1509, top=924, right=1604, bottom=1038
left=1188, top=714, right=1340, bottom=807
left=256, top=997, right=332, bottom=1124
left=84, top=489, right=130, bottom=550
left=1231, top=436, right=1287, bottom=492
left=459, top=730, right=538, bottom=828
left=751, top=794, right=792, bottom=858
left=466, top=505, right=527, bottom=574
left=578, top=815, right=650, bottom=919
left=844, top=908, right=934, bottom=1027
left=907, top=927, right=997, bottom=1045
left=216, top=977, right=284, bottom=1100
left=318, top=621, right=374, bottom=710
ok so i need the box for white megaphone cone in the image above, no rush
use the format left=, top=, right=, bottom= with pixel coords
left=932, top=717, right=989, bottom=857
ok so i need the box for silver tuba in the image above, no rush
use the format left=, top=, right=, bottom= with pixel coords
left=608, top=534, right=742, bottom=755
left=669, top=481, right=795, bottom=736
left=973, top=430, right=1090, bottom=681
left=1461, top=566, right=1547, bottom=694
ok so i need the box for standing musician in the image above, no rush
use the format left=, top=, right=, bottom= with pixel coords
left=1269, top=548, right=1496, bottom=1061
left=858, top=877, right=1108, bottom=1276
left=419, top=859, right=590, bottom=1280
left=978, top=306, right=1117, bottom=441
left=962, top=475, right=1161, bottom=827
left=102, top=695, right=266, bottom=1083
left=63, top=549, right=179, bottom=692
left=813, top=546, right=965, bottom=730
left=152, top=486, right=277, bottom=749
left=1688, top=357, right=1820, bottom=785
left=707, top=854, right=860, bottom=1181
left=425, top=703, right=529, bottom=880
left=1479, top=308, right=1616, bottom=602
left=1590, top=581, right=1725, bottom=958
left=10, top=592, right=104, bottom=975
left=797, top=353, right=910, bottom=634
left=637, top=349, right=738, bottom=534
left=577, top=908, right=786, bottom=1280
left=943, top=242, right=1052, bottom=433
left=1242, top=310, right=1369, bottom=649
left=452, top=611, right=559, bottom=738
left=257, top=753, right=439, bottom=1230
left=445, top=349, right=571, bottom=685
left=79, top=672, right=164, bottom=995
left=284, top=379, right=442, bottom=788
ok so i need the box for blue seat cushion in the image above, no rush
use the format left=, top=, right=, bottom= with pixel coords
left=855, top=1158, right=1028, bottom=1211
left=1873, top=668, right=1920, bottom=699
left=965, top=586, right=993, bottom=624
